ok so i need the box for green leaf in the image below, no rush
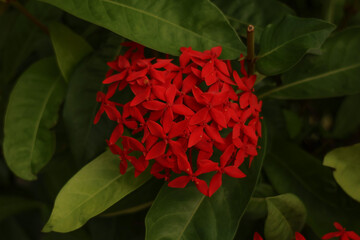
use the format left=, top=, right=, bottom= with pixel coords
left=145, top=122, right=267, bottom=240
left=49, top=22, right=93, bottom=81
left=0, top=1, right=62, bottom=85
left=0, top=195, right=44, bottom=222
left=39, top=0, right=245, bottom=59
left=63, top=34, right=123, bottom=164
left=324, top=143, right=360, bottom=202
left=3, top=58, right=66, bottom=180
left=43, top=150, right=152, bottom=233
left=264, top=138, right=360, bottom=237
left=213, top=0, right=294, bottom=42
left=261, top=27, right=360, bottom=99
left=256, top=15, right=335, bottom=76
left=265, top=194, right=307, bottom=240
left=332, top=94, right=360, bottom=138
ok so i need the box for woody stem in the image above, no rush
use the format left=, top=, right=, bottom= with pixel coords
left=246, top=25, right=255, bottom=75
left=8, top=0, right=49, bottom=35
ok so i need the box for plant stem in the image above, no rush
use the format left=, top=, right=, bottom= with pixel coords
left=247, top=25, right=255, bottom=75
left=9, top=0, right=49, bottom=35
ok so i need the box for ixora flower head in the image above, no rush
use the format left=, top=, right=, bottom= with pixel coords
left=94, top=42, right=262, bottom=197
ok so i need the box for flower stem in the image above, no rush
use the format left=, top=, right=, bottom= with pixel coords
left=8, top=0, right=49, bottom=35
left=246, top=25, right=255, bottom=75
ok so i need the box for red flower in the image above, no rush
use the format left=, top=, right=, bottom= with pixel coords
left=322, top=222, right=360, bottom=240
left=253, top=232, right=263, bottom=240
left=295, top=232, right=306, bottom=240
left=94, top=42, right=262, bottom=196
left=209, top=144, right=246, bottom=196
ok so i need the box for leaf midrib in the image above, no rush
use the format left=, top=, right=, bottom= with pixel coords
left=101, top=0, right=241, bottom=51
left=52, top=166, right=135, bottom=226
left=259, top=62, right=360, bottom=98
left=176, top=195, right=205, bottom=240
left=28, top=77, right=61, bottom=174
left=266, top=200, right=294, bottom=237
left=257, top=28, right=330, bottom=59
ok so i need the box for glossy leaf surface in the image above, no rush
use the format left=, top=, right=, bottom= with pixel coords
left=40, top=0, right=245, bottom=59
left=43, top=150, right=151, bottom=233
left=256, top=15, right=335, bottom=76
left=265, top=194, right=306, bottom=240
left=49, top=22, right=93, bottom=81
left=324, top=143, right=360, bottom=202
left=3, top=58, right=65, bottom=180
left=261, top=27, right=360, bottom=99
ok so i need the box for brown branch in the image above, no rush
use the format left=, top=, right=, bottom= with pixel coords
left=246, top=25, right=255, bottom=75
left=8, top=0, right=49, bottom=35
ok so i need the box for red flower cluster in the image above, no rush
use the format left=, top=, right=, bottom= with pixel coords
left=94, top=42, right=262, bottom=196
left=253, top=222, right=360, bottom=240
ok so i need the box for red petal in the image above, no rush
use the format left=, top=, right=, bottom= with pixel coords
left=233, top=70, right=248, bottom=91
left=234, top=149, right=245, bottom=167
left=168, top=176, right=191, bottom=188
left=205, top=125, right=224, bottom=144
left=334, top=222, right=344, bottom=231
left=209, top=172, right=222, bottom=197
left=127, top=68, right=148, bottom=82
left=165, top=85, right=177, bottom=104
left=142, top=100, right=166, bottom=110
left=211, top=46, right=222, bottom=57
left=220, top=144, right=234, bottom=167
left=192, top=86, right=207, bottom=105
left=172, top=104, right=194, bottom=116
left=253, top=232, right=263, bottom=240
left=215, top=59, right=229, bottom=76
left=93, top=107, right=104, bottom=124
left=240, top=92, right=251, bottom=109
left=190, top=108, right=209, bottom=125
left=210, top=108, right=227, bottom=128
left=188, top=126, right=204, bottom=148
left=244, top=125, right=258, bottom=143
left=152, top=85, right=166, bottom=101
left=195, top=159, right=218, bottom=175
left=194, top=179, right=209, bottom=196
left=211, top=89, right=229, bottom=107
left=162, top=108, right=173, bottom=134
left=168, top=120, right=187, bottom=139
left=295, top=232, right=306, bottom=240
left=347, top=231, right=360, bottom=240
left=103, top=70, right=127, bottom=84
left=224, top=166, right=246, bottom=178
left=146, top=141, right=166, bottom=160
left=322, top=232, right=341, bottom=239
left=147, top=120, right=166, bottom=138
left=109, top=124, right=124, bottom=145
left=119, top=157, right=128, bottom=174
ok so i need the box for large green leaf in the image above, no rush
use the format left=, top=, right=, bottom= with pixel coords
left=39, top=0, right=245, bottom=59
left=261, top=27, right=360, bottom=99
left=49, top=22, right=93, bottom=81
left=3, top=58, right=66, bottom=180
left=264, top=194, right=306, bottom=240
left=264, top=138, right=360, bottom=237
left=332, top=94, right=360, bottom=138
left=43, top=150, right=152, bottom=233
left=213, top=0, right=294, bottom=42
left=63, top=34, right=123, bottom=164
left=324, top=143, right=360, bottom=202
left=256, top=15, right=335, bottom=76
left=145, top=122, right=267, bottom=240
